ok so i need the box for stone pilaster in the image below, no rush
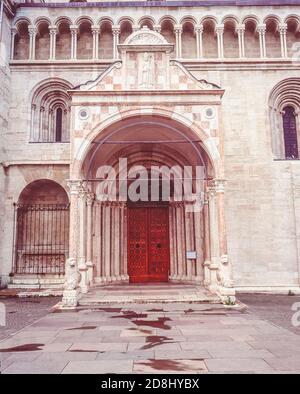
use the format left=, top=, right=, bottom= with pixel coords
left=62, top=180, right=82, bottom=307
left=10, top=27, right=17, bottom=60
left=195, top=25, right=203, bottom=59
left=49, top=26, right=57, bottom=60
left=112, top=26, right=120, bottom=59
left=216, top=25, right=224, bottom=59
left=279, top=23, right=288, bottom=58
left=91, top=25, right=100, bottom=60
left=213, top=179, right=235, bottom=301
left=237, top=24, right=245, bottom=58
left=174, top=25, right=182, bottom=58
left=86, top=192, right=95, bottom=285
left=28, top=25, right=37, bottom=60
left=70, top=25, right=78, bottom=60
left=258, top=24, right=266, bottom=58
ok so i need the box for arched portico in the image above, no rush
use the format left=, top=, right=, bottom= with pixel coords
left=63, top=113, right=234, bottom=306
left=62, top=26, right=234, bottom=307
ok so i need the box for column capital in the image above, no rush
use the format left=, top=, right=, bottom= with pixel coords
left=257, top=24, right=266, bottom=34
left=112, top=25, right=120, bottom=35
left=86, top=192, right=95, bottom=205
left=279, top=23, right=288, bottom=33
left=213, top=179, right=227, bottom=193
left=208, top=179, right=227, bottom=195
left=70, top=25, right=78, bottom=34
left=91, top=25, right=100, bottom=34
left=11, top=27, right=17, bottom=35
left=153, top=25, right=161, bottom=33
left=78, top=186, right=88, bottom=200
left=195, top=24, right=204, bottom=33
left=67, top=179, right=83, bottom=195
left=28, top=25, right=37, bottom=36
left=216, top=24, right=224, bottom=34
left=174, top=25, right=183, bottom=34
left=132, top=24, right=140, bottom=32
left=236, top=24, right=245, bottom=33
left=49, top=26, right=58, bottom=35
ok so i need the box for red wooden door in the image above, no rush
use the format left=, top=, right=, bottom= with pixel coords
left=128, top=206, right=170, bottom=283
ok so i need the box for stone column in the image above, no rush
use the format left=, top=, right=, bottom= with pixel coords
left=169, top=205, right=175, bottom=280
left=78, top=186, right=88, bottom=293
left=194, top=208, right=204, bottom=284
left=208, top=185, right=219, bottom=290
left=62, top=180, right=82, bottom=307
left=39, top=106, right=45, bottom=142
left=103, top=202, right=111, bottom=282
left=86, top=192, right=95, bottom=286
left=176, top=203, right=185, bottom=279
left=216, top=25, right=224, bottom=59
left=258, top=24, right=266, bottom=58
left=154, top=25, right=161, bottom=34
left=49, top=26, right=57, bottom=60
left=195, top=25, right=203, bottom=59
left=70, top=25, right=78, bottom=60
left=174, top=25, right=182, bottom=58
left=185, top=208, right=193, bottom=280
left=120, top=203, right=128, bottom=281
left=92, top=25, right=100, bottom=60
left=112, top=26, right=120, bottom=59
left=203, top=193, right=211, bottom=286
left=279, top=23, right=288, bottom=58
left=214, top=179, right=234, bottom=295
left=114, top=204, right=121, bottom=281
left=237, top=24, right=245, bottom=58
left=28, top=25, right=37, bottom=60
left=10, top=27, right=17, bottom=60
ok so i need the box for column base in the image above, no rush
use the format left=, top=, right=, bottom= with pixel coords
left=62, top=288, right=81, bottom=308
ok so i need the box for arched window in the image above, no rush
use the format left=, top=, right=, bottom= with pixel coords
left=30, top=79, right=72, bottom=143
left=55, top=108, right=63, bottom=142
left=282, top=106, right=298, bottom=159
left=269, top=78, right=300, bottom=159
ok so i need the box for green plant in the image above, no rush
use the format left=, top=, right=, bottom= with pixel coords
left=224, top=296, right=236, bottom=306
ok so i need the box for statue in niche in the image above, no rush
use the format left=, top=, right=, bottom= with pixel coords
left=139, top=52, right=154, bottom=89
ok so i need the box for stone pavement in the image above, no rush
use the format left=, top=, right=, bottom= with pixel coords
left=0, top=296, right=300, bottom=374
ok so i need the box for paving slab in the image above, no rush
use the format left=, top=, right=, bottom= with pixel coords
left=133, top=359, right=208, bottom=373
left=2, top=360, right=68, bottom=374
left=204, top=358, right=274, bottom=373
left=61, top=360, right=133, bottom=374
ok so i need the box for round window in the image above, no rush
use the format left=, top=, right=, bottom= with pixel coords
left=79, top=108, right=89, bottom=120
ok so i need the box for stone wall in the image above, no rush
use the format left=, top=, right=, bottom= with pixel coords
left=1, top=3, right=300, bottom=291
left=0, top=6, right=12, bottom=287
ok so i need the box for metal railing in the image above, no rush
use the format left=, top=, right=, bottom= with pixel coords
left=13, top=203, right=69, bottom=275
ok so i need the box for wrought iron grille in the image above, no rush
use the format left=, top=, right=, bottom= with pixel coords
left=13, top=204, right=70, bottom=275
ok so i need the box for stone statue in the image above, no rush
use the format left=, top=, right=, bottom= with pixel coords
left=140, top=52, right=153, bottom=89
left=64, top=258, right=81, bottom=291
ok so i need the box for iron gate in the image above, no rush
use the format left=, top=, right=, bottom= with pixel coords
left=13, top=203, right=69, bottom=275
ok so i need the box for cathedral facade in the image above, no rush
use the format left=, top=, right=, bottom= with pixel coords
left=1, top=0, right=300, bottom=305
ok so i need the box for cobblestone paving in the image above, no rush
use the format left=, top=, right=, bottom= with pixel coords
left=0, top=295, right=299, bottom=374
left=239, top=294, right=300, bottom=336
left=0, top=297, right=60, bottom=341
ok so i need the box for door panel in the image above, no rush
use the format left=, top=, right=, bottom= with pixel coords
left=127, top=206, right=170, bottom=283
left=148, top=207, right=170, bottom=281
left=127, top=208, right=148, bottom=283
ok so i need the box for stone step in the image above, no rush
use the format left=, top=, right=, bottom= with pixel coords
left=79, top=284, right=221, bottom=305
